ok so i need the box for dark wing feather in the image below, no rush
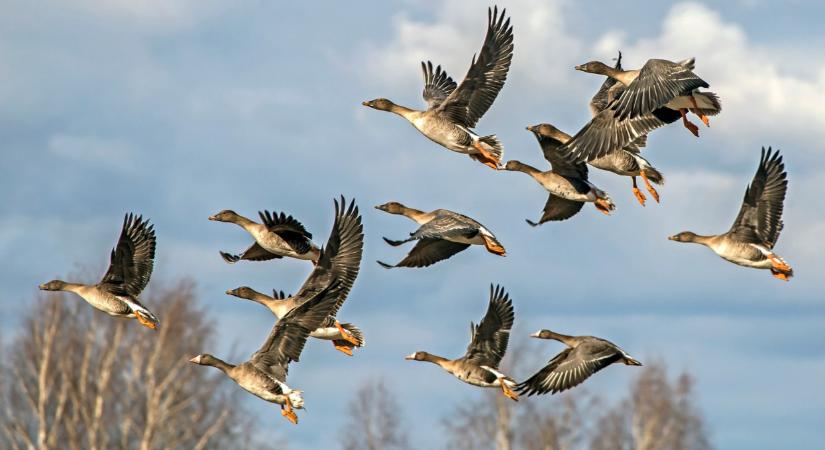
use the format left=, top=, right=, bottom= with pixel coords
left=589, top=51, right=623, bottom=116
left=728, top=147, right=788, bottom=247
left=527, top=194, right=585, bottom=226
left=559, top=107, right=681, bottom=163
left=251, top=279, right=343, bottom=378
left=436, top=7, right=513, bottom=128
left=516, top=341, right=622, bottom=396
left=411, top=212, right=481, bottom=241
left=533, top=134, right=588, bottom=179
left=292, top=197, right=363, bottom=316
left=100, top=213, right=156, bottom=297
left=378, top=239, right=470, bottom=269
left=463, top=285, right=515, bottom=368
left=259, top=210, right=313, bottom=254
left=422, top=61, right=457, bottom=109
left=220, top=242, right=281, bottom=263
left=611, top=59, right=709, bottom=121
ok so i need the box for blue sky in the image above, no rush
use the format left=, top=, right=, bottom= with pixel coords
left=2, top=0, right=824, bottom=448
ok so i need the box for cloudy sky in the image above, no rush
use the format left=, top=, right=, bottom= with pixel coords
left=2, top=0, right=824, bottom=448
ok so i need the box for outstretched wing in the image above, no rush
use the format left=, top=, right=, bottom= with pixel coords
left=100, top=213, right=156, bottom=297
left=516, top=341, right=622, bottom=396
left=258, top=210, right=313, bottom=254
left=531, top=131, right=588, bottom=179
left=292, top=197, right=363, bottom=317
left=527, top=194, right=585, bottom=226
left=422, top=61, right=457, bottom=110
left=462, top=285, right=514, bottom=368
left=610, top=58, right=708, bottom=121
left=558, top=107, right=681, bottom=163
left=728, top=147, right=788, bottom=247
left=377, top=239, right=471, bottom=269
left=251, top=278, right=343, bottom=378
left=436, top=7, right=513, bottom=128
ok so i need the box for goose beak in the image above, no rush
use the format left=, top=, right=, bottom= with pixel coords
left=208, top=214, right=218, bottom=221
left=188, top=355, right=201, bottom=364
left=404, top=353, right=416, bottom=360
left=574, top=64, right=584, bottom=71
left=361, top=101, right=370, bottom=107
left=667, top=235, right=677, bottom=241
left=530, top=331, right=542, bottom=338
left=225, top=289, right=234, bottom=295
left=38, top=283, right=47, bottom=290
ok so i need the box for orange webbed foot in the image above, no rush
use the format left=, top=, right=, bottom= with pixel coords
left=501, top=383, right=519, bottom=402
left=632, top=187, right=647, bottom=206
left=335, top=321, right=360, bottom=347
left=333, top=341, right=354, bottom=356
left=135, top=312, right=157, bottom=330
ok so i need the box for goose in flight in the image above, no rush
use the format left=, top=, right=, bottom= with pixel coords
left=406, top=285, right=518, bottom=401
left=39, top=213, right=159, bottom=330
left=363, top=6, right=514, bottom=170
left=669, top=147, right=792, bottom=280
left=375, top=202, right=505, bottom=268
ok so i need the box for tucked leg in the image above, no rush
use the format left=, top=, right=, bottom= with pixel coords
left=472, top=141, right=501, bottom=170
left=135, top=311, right=157, bottom=330
left=332, top=339, right=354, bottom=356
left=639, top=171, right=660, bottom=203
left=481, top=235, right=506, bottom=256
left=766, top=253, right=792, bottom=272
left=281, top=397, right=298, bottom=425
left=631, top=177, right=646, bottom=206
left=335, top=321, right=360, bottom=346
left=680, top=109, right=700, bottom=137
left=594, top=197, right=614, bottom=215
left=690, top=96, right=711, bottom=126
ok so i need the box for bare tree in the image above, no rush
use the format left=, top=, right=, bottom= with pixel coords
left=0, top=279, right=279, bottom=450
left=339, top=378, right=408, bottom=450
left=590, top=362, right=711, bottom=450
left=442, top=346, right=711, bottom=450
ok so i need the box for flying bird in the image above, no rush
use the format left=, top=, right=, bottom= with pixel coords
left=502, top=125, right=615, bottom=225
left=583, top=51, right=665, bottom=206
left=39, top=213, right=159, bottom=330
left=208, top=209, right=320, bottom=264
left=669, top=147, right=792, bottom=280
left=190, top=274, right=346, bottom=424
left=362, top=6, right=514, bottom=170
left=226, top=196, right=365, bottom=355
left=406, top=285, right=518, bottom=401
left=517, top=329, right=642, bottom=396
left=559, top=56, right=721, bottom=163
left=375, top=202, right=505, bottom=268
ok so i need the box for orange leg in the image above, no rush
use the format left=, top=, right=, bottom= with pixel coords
left=335, top=321, right=360, bottom=346
left=332, top=340, right=354, bottom=356
left=631, top=177, right=647, bottom=206
left=135, top=312, right=157, bottom=330
left=690, top=96, right=710, bottom=126
left=594, top=197, right=614, bottom=215
left=766, top=253, right=792, bottom=272
left=482, top=236, right=506, bottom=256
left=281, top=397, right=298, bottom=424
left=680, top=109, right=700, bottom=137
left=771, top=270, right=790, bottom=281
left=639, top=171, right=660, bottom=203
left=500, top=382, right=519, bottom=402
left=472, top=141, right=501, bottom=170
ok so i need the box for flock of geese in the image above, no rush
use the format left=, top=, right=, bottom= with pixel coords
left=38, top=6, right=793, bottom=426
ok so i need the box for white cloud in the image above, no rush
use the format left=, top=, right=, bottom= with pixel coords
left=594, top=2, right=825, bottom=144
left=360, top=0, right=583, bottom=97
